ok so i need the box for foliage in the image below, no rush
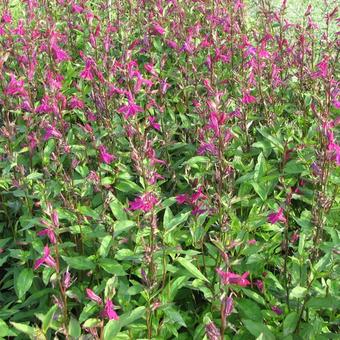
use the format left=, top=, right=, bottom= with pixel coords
left=0, top=0, right=339, bottom=339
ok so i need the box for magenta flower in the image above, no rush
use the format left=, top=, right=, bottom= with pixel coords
left=34, top=245, right=57, bottom=270
left=176, top=194, right=189, bottom=204
left=255, top=279, right=264, bottom=293
left=98, top=145, right=115, bottom=164
left=267, top=207, right=286, bottom=224
left=86, top=288, right=102, bottom=304
left=37, top=228, right=56, bottom=244
left=271, top=306, right=283, bottom=315
left=69, top=96, right=84, bottom=109
left=5, top=74, right=27, bottom=97
left=222, top=295, right=234, bottom=319
left=148, top=116, right=161, bottom=131
left=128, top=192, right=158, bottom=213
left=216, top=269, right=251, bottom=287
left=152, top=22, right=165, bottom=35
left=1, top=10, right=12, bottom=24
left=118, top=101, right=143, bottom=119
left=241, top=91, right=256, bottom=104
left=102, top=299, right=119, bottom=320
left=80, top=60, right=94, bottom=80
left=43, top=125, right=62, bottom=141
left=51, top=44, right=70, bottom=63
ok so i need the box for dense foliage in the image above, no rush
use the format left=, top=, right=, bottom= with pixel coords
left=0, top=0, right=339, bottom=339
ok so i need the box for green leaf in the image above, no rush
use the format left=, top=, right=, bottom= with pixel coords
left=237, top=299, right=263, bottom=322
left=42, top=305, right=58, bottom=333
left=164, top=211, right=191, bottom=234
left=15, top=268, right=34, bottom=299
left=284, top=160, right=305, bottom=174
left=0, top=319, right=9, bottom=337
left=242, top=319, right=275, bottom=340
left=83, top=318, right=101, bottom=328
left=62, top=256, right=95, bottom=270
left=254, top=152, right=266, bottom=182
left=98, top=235, right=113, bottom=258
left=177, top=257, right=209, bottom=283
left=184, top=156, right=210, bottom=167
left=68, top=317, right=81, bottom=338
left=115, top=180, right=143, bottom=193
left=109, top=195, right=127, bottom=220
left=10, top=322, right=36, bottom=338
left=290, top=286, right=307, bottom=299
left=104, top=306, right=146, bottom=339
left=306, top=296, right=340, bottom=309
left=283, top=312, right=298, bottom=336
left=98, top=259, right=127, bottom=275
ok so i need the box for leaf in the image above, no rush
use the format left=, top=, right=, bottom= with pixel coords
left=62, top=256, right=95, bottom=270
left=15, top=268, right=33, bottom=299
left=42, top=305, right=58, bottom=333
left=290, top=286, right=307, bottom=299
left=254, top=152, right=266, bottom=182
left=98, top=259, right=127, bottom=275
left=68, top=317, right=81, bottom=338
left=164, top=211, right=191, bottom=235
left=0, top=319, right=9, bottom=337
left=237, top=299, right=263, bottom=322
left=242, top=319, right=275, bottom=340
left=283, top=312, right=298, bottom=336
left=283, top=160, right=305, bottom=175
left=83, top=318, right=101, bottom=328
left=98, top=235, right=113, bottom=258
left=184, top=156, right=210, bottom=167
left=113, top=220, right=135, bottom=237
left=115, top=180, right=143, bottom=193
left=306, top=296, right=340, bottom=309
left=10, top=322, right=36, bottom=338
left=164, top=308, right=186, bottom=327
left=109, top=195, right=127, bottom=220
left=177, top=257, right=209, bottom=283
left=103, top=307, right=146, bottom=339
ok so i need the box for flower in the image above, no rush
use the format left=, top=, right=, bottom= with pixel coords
left=86, top=288, right=102, bottom=304
left=128, top=192, right=158, bottom=213
left=118, top=101, right=143, bottom=119
left=271, top=306, right=283, bottom=315
left=69, top=96, right=84, bottom=109
left=255, top=279, right=264, bottom=292
left=102, top=299, right=119, bottom=320
left=43, top=125, right=62, bottom=141
left=205, top=322, right=221, bottom=340
left=37, top=228, right=56, bottom=244
left=98, top=145, right=115, bottom=164
left=241, top=91, right=256, bottom=104
left=152, top=22, right=165, bottom=35
left=222, top=295, right=234, bottom=319
left=5, top=74, right=27, bottom=97
left=216, top=269, right=251, bottom=287
left=148, top=116, right=161, bottom=131
left=34, top=245, right=57, bottom=270
left=267, top=207, right=286, bottom=224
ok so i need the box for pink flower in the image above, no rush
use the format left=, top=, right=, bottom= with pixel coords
left=72, top=3, right=84, bottom=13
left=148, top=116, right=161, bottom=131
left=267, top=207, right=286, bottom=224
left=80, top=60, right=94, bottom=80
left=102, top=299, right=119, bottom=320
left=118, top=101, right=143, bottom=119
left=255, top=279, right=264, bottom=293
left=37, top=228, right=56, bottom=244
left=51, top=44, right=70, bottom=63
left=144, top=63, right=158, bottom=77
left=271, top=306, right=283, bottom=315
left=241, top=91, right=256, bottom=104
left=152, top=22, right=165, bottom=35
left=98, top=145, right=115, bottom=164
left=128, top=192, right=158, bottom=213
left=69, top=96, right=84, bottom=109
left=216, top=269, right=251, bottom=287
left=5, top=74, right=27, bottom=97
left=43, top=125, right=62, bottom=140
left=248, top=239, right=257, bottom=245
left=34, top=245, right=57, bottom=270
left=86, top=288, right=102, bottom=304
left=1, top=10, right=12, bottom=24
left=176, top=194, right=189, bottom=204
left=222, top=295, right=234, bottom=319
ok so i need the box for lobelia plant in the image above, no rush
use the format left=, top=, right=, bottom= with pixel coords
left=0, top=0, right=339, bottom=339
